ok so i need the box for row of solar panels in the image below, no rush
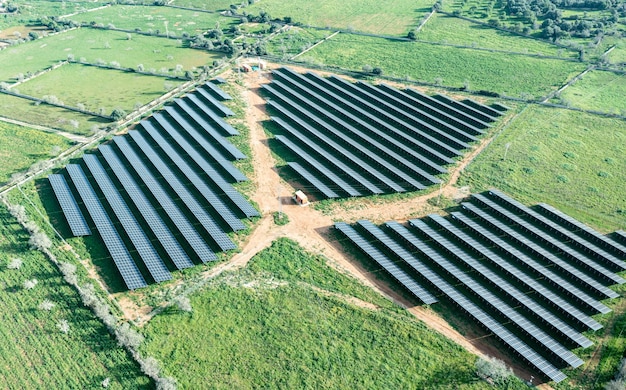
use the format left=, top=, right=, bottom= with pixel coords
left=335, top=190, right=625, bottom=383
left=262, top=67, right=506, bottom=199
left=49, top=82, right=259, bottom=290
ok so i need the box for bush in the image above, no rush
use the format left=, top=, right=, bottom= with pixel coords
left=7, top=257, right=23, bottom=270
left=475, top=356, right=513, bottom=384
left=273, top=211, right=289, bottom=226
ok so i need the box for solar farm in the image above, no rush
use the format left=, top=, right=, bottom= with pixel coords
left=49, top=82, right=258, bottom=290
left=263, top=67, right=506, bottom=198
left=335, top=189, right=626, bottom=383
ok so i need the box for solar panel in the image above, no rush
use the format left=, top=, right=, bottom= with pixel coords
left=462, top=98, right=503, bottom=117
left=272, top=115, right=410, bottom=192
left=488, top=189, right=626, bottom=271
left=82, top=154, right=172, bottom=283
left=179, top=87, right=238, bottom=136
left=287, top=162, right=339, bottom=199
left=267, top=79, right=442, bottom=185
left=109, top=139, right=217, bottom=263
left=451, top=210, right=609, bottom=319
left=275, top=68, right=447, bottom=175
left=97, top=146, right=194, bottom=270
left=334, top=222, right=437, bottom=304
left=126, top=130, right=236, bottom=251
left=403, top=87, right=491, bottom=130
left=327, top=75, right=461, bottom=160
left=302, top=71, right=453, bottom=169
left=65, top=164, right=147, bottom=290
left=461, top=201, right=619, bottom=301
left=433, top=94, right=498, bottom=123
left=171, top=99, right=246, bottom=160
left=377, top=83, right=482, bottom=140
left=48, top=174, right=92, bottom=236
left=150, top=113, right=258, bottom=217
left=188, top=89, right=235, bottom=116
left=535, top=202, right=626, bottom=259
left=381, top=221, right=568, bottom=383
left=274, top=135, right=361, bottom=197
left=141, top=118, right=246, bottom=231
left=426, top=213, right=593, bottom=347
left=473, top=194, right=625, bottom=286
left=203, top=82, right=232, bottom=100
left=406, top=218, right=583, bottom=369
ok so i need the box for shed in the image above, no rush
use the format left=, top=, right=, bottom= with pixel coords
left=294, top=190, right=309, bottom=206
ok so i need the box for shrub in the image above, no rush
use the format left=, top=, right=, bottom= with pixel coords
left=475, top=356, right=513, bottom=384
left=23, top=279, right=38, bottom=290
left=57, top=319, right=70, bottom=334
left=38, top=299, right=56, bottom=311
left=7, top=257, right=23, bottom=270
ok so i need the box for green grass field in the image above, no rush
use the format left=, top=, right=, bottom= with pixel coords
left=141, top=238, right=506, bottom=389
left=0, top=28, right=221, bottom=83
left=266, top=27, right=333, bottom=57
left=0, top=0, right=109, bottom=29
left=67, top=5, right=238, bottom=36
left=245, top=0, right=433, bottom=35
left=559, top=70, right=626, bottom=115
left=302, top=34, right=585, bottom=98
left=0, top=122, right=73, bottom=185
left=459, top=105, right=626, bottom=232
left=0, top=204, right=150, bottom=389
left=17, top=63, right=183, bottom=114
left=168, top=0, right=235, bottom=11
left=0, top=93, right=108, bottom=134
left=417, top=14, right=578, bottom=59
left=607, top=41, right=626, bottom=64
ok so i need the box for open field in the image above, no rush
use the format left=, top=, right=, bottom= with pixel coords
left=608, top=41, right=626, bottom=64
left=559, top=70, right=626, bottom=115
left=301, top=34, right=585, bottom=98
left=0, top=0, right=109, bottom=29
left=141, top=238, right=507, bottom=389
left=245, top=0, right=433, bottom=36
left=17, top=63, right=184, bottom=114
left=266, top=27, right=333, bottom=57
left=0, top=122, right=73, bottom=185
left=0, top=93, right=108, bottom=135
left=168, top=0, right=235, bottom=11
left=0, top=204, right=150, bottom=389
left=417, top=13, right=579, bottom=59
left=0, top=28, right=221, bottom=83
left=459, top=105, right=626, bottom=232
left=67, top=5, right=238, bottom=36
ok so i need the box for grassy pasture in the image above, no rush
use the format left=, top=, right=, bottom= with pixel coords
left=0, top=93, right=108, bottom=134
left=141, top=238, right=495, bottom=389
left=302, top=34, right=585, bottom=98
left=0, top=204, right=150, bottom=389
left=245, top=0, right=433, bottom=36
left=0, top=121, right=72, bottom=184
left=0, top=28, right=220, bottom=82
left=266, top=27, right=333, bottom=57
left=0, top=0, right=108, bottom=29
left=559, top=70, right=626, bottom=115
left=459, top=105, right=626, bottom=232
left=67, top=5, right=238, bottom=36
left=168, top=0, right=235, bottom=11
left=607, top=41, right=626, bottom=64
left=418, top=13, right=578, bottom=59
left=17, top=63, right=183, bottom=114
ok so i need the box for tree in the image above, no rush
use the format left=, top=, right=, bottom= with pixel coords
left=174, top=296, right=192, bottom=312
left=57, top=319, right=70, bottom=334
left=29, top=231, right=52, bottom=251
left=7, top=257, right=23, bottom=270
left=23, top=278, right=38, bottom=290
left=372, top=67, right=383, bottom=76
left=115, top=322, right=144, bottom=349
left=110, top=108, right=127, bottom=121
left=140, top=356, right=161, bottom=377
left=8, top=204, right=27, bottom=223
left=475, top=356, right=513, bottom=384
left=407, top=30, right=417, bottom=40
left=38, top=299, right=56, bottom=311
left=101, top=378, right=111, bottom=388
left=156, top=377, right=177, bottom=390
left=28, top=31, right=39, bottom=40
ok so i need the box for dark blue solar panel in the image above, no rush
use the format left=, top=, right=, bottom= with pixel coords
left=65, top=164, right=147, bottom=290
left=48, top=174, right=92, bottom=236
left=287, top=162, right=339, bottom=199
left=203, top=82, right=232, bottom=100
left=82, top=154, right=172, bottom=283
left=188, top=90, right=234, bottom=117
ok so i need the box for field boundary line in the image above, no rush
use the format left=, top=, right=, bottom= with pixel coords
left=541, top=65, right=596, bottom=103
left=415, top=10, right=436, bottom=33
left=291, top=31, right=340, bottom=60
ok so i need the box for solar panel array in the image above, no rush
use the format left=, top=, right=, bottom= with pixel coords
left=334, top=189, right=626, bottom=383
left=48, top=81, right=258, bottom=290
left=263, top=67, right=503, bottom=199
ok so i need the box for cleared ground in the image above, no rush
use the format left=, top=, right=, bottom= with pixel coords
left=458, top=105, right=626, bottom=232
